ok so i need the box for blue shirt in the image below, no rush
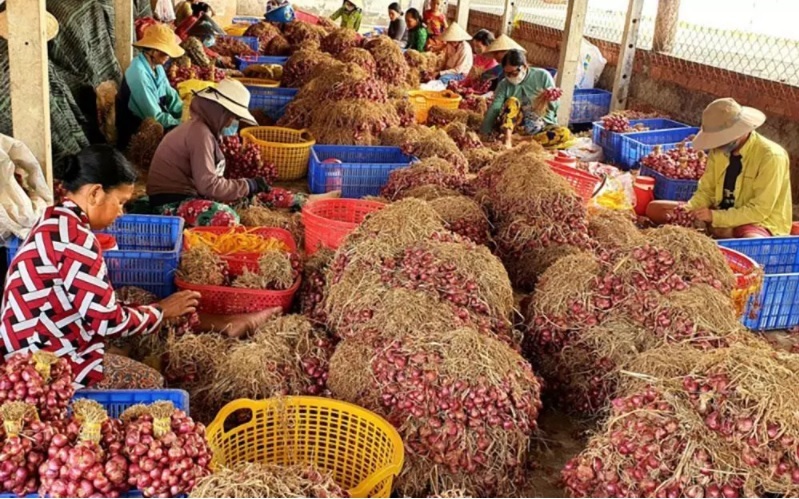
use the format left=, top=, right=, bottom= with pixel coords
left=124, top=53, right=183, bottom=129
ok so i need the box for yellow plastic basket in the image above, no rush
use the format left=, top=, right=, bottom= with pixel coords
left=241, top=126, right=316, bottom=181
left=207, top=397, right=405, bottom=498
left=407, top=90, right=463, bottom=124
left=232, top=77, right=280, bottom=88
left=224, top=24, right=250, bottom=36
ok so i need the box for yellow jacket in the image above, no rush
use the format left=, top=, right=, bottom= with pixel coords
left=686, top=131, right=792, bottom=235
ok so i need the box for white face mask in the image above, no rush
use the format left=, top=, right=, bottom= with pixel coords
left=507, top=67, right=527, bottom=85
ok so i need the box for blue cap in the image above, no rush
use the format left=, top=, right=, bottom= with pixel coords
left=265, top=4, right=295, bottom=23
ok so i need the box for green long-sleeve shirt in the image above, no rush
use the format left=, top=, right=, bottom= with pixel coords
left=480, top=67, right=560, bottom=136
left=406, top=27, right=428, bottom=53
left=330, top=7, right=362, bottom=31
left=125, top=53, right=182, bottom=130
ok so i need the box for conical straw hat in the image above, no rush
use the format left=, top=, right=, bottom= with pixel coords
left=485, top=34, right=526, bottom=53
left=440, top=22, right=472, bottom=43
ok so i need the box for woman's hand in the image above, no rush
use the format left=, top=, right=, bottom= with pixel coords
left=692, top=207, right=713, bottom=223
left=248, top=177, right=271, bottom=195
left=158, top=291, right=201, bottom=319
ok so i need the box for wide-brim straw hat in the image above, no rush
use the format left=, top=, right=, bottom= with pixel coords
left=0, top=11, right=59, bottom=42
left=440, top=22, right=472, bottom=43
left=485, top=34, right=526, bottom=53
left=133, top=23, right=185, bottom=58
left=692, top=98, right=766, bottom=151
left=196, top=78, right=258, bottom=125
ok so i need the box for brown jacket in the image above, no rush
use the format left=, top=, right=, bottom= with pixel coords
left=147, top=98, right=249, bottom=203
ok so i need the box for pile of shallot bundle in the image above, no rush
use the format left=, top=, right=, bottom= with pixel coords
left=213, top=37, right=257, bottom=58
left=0, top=402, right=55, bottom=496
left=380, top=125, right=468, bottom=173
left=428, top=196, right=492, bottom=246
left=40, top=401, right=128, bottom=498
left=122, top=401, right=212, bottom=497
left=522, top=224, right=741, bottom=417
left=564, top=341, right=799, bottom=497
left=464, top=148, right=497, bottom=174
left=443, top=123, right=482, bottom=152
left=280, top=48, right=339, bottom=88
left=488, top=156, right=594, bottom=287
left=329, top=327, right=541, bottom=497
left=282, top=21, right=329, bottom=50
left=0, top=351, right=74, bottom=422
left=298, top=248, right=335, bottom=326
left=219, top=136, right=277, bottom=182
left=337, top=47, right=376, bottom=76
left=427, top=106, right=483, bottom=131
left=320, top=28, right=361, bottom=56
left=325, top=200, right=515, bottom=344
left=640, top=141, right=707, bottom=180
left=209, top=315, right=334, bottom=402
left=381, top=157, right=469, bottom=201
left=363, top=36, right=410, bottom=88
left=243, top=22, right=282, bottom=52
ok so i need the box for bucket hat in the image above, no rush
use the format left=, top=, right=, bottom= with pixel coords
left=196, top=78, right=258, bottom=125
left=692, top=98, right=766, bottom=151
left=133, top=23, right=185, bottom=58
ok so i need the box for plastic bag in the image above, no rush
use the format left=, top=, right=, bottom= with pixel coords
left=154, top=0, right=176, bottom=23
left=576, top=38, right=607, bottom=90
left=564, top=137, right=604, bottom=162
left=0, top=134, right=53, bottom=243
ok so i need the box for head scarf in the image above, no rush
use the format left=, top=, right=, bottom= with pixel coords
left=190, top=96, right=236, bottom=135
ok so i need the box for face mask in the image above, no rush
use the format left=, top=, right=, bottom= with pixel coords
left=345, top=3, right=355, bottom=11
left=507, top=67, right=527, bottom=85
left=203, top=36, right=215, bottom=47
left=221, top=121, right=239, bottom=137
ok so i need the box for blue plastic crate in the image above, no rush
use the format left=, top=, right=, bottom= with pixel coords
left=570, top=88, right=611, bottom=124
left=309, top=145, right=416, bottom=198
left=718, top=237, right=799, bottom=331
left=74, top=388, right=190, bottom=417
left=639, top=165, right=698, bottom=201
left=6, top=215, right=183, bottom=298
left=219, top=35, right=259, bottom=52
left=247, top=86, right=298, bottom=122
left=618, top=126, right=700, bottom=169
left=592, top=118, right=690, bottom=166
left=235, top=55, right=289, bottom=70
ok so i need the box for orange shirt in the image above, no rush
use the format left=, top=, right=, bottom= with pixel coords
left=423, top=9, right=447, bottom=36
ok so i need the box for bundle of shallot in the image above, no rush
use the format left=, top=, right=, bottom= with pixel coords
left=640, top=141, right=707, bottom=180
left=219, top=136, right=277, bottom=183
left=0, top=351, right=74, bottom=422
left=0, top=402, right=55, bottom=496
left=122, top=401, right=212, bottom=497
left=39, top=402, right=128, bottom=498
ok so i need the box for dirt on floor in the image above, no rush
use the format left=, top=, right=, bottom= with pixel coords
left=524, top=408, right=588, bottom=498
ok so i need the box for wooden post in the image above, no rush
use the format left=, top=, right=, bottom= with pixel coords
left=610, top=0, right=644, bottom=112
left=653, top=0, right=680, bottom=53
left=115, top=0, right=133, bottom=72
left=456, top=0, right=471, bottom=28
left=500, top=0, right=514, bottom=36
left=7, top=0, right=53, bottom=191
left=555, top=0, right=588, bottom=126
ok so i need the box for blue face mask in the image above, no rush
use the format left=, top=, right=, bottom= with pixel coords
left=203, top=36, right=216, bottom=48
left=221, top=121, right=239, bottom=137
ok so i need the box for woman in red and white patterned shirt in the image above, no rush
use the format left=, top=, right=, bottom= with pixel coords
left=0, top=145, right=200, bottom=389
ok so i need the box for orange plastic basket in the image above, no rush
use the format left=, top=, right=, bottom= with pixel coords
left=407, top=90, right=462, bottom=124
left=547, top=160, right=604, bottom=202
left=207, top=397, right=404, bottom=498
left=720, top=246, right=764, bottom=318
left=301, top=199, right=385, bottom=255
left=241, top=126, right=316, bottom=181
left=183, top=226, right=296, bottom=275
left=175, top=276, right=299, bottom=314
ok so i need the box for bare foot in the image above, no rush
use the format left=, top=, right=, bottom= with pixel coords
left=309, top=190, right=341, bottom=201
left=197, top=307, right=283, bottom=338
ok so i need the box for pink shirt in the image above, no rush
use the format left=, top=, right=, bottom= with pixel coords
left=473, top=53, right=498, bottom=74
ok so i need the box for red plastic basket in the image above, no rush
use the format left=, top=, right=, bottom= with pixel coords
left=720, top=246, right=764, bottom=318
left=175, top=276, right=300, bottom=314
left=184, top=226, right=297, bottom=275
left=301, top=199, right=385, bottom=255
left=547, top=160, right=603, bottom=203
left=294, top=9, right=320, bottom=25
